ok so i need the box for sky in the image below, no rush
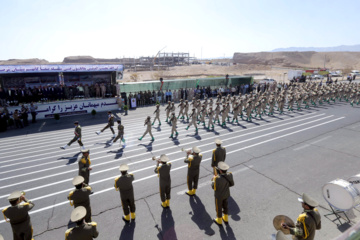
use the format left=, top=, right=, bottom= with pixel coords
left=0, top=0, right=359, bottom=62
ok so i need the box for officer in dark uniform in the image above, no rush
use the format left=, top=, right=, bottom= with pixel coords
left=154, top=154, right=171, bottom=208
left=109, top=120, right=125, bottom=146
left=2, top=191, right=34, bottom=240
left=95, top=111, right=115, bottom=137
left=65, top=206, right=99, bottom=240
left=61, top=121, right=85, bottom=150
left=184, top=146, right=202, bottom=196
left=282, top=193, right=321, bottom=240
left=2, top=191, right=35, bottom=240
left=114, top=164, right=135, bottom=223
left=211, top=162, right=234, bottom=225
left=211, top=139, right=226, bottom=175
left=67, top=176, right=92, bottom=222
left=78, top=149, right=92, bottom=185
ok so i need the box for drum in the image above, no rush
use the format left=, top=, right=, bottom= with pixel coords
left=348, top=174, right=360, bottom=193
left=322, top=179, right=360, bottom=211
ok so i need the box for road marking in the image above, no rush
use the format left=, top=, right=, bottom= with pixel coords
left=38, top=122, right=46, bottom=132
left=293, top=144, right=310, bottom=151
left=176, top=165, right=253, bottom=195
left=0, top=116, right=344, bottom=223
left=311, top=136, right=332, bottom=144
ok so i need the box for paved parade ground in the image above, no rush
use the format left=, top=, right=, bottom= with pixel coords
left=0, top=101, right=359, bottom=240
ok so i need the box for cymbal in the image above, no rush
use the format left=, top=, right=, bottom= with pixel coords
left=273, top=215, right=295, bottom=235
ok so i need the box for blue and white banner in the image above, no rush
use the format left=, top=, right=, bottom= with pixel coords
left=0, top=64, right=124, bottom=74
left=7, top=98, right=118, bottom=119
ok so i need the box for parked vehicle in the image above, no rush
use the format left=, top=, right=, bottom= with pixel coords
left=311, top=74, right=324, bottom=80
left=260, top=78, right=276, bottom=84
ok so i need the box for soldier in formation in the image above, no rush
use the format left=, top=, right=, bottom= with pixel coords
left=95, top=111, right=115, bottom=138
left=154, top=154, right=172, bottom=208
left=184, top=146, right=202, bottom=196
left=78, top=149, right=92, bottom=185
left=152, top=104, right=161, bottom=126
left=138, top=116, right=155, bottom=141
left=65, top=206, right=98, bottom=240
left=109, top=119, right=125, bottom=147
left=61, top=121, right=85, bottom=150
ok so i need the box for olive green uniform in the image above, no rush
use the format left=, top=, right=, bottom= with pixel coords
left=212, top=172, right=234, bottom=218
left=78, top=156, right=91, bottom=185
left=184, top=154, right=202, bottom=191
left=113, top=124, right=124, bottom=143
left=68, top=125, right=84, bottom=147
left=211, top=146, right=226, bottom=169
left=101, top=114, right=115, bottom=134
left=68, top=186, right=92, bottom=222
left=154, top=163, right=172, bottom=202
left=2, top=198, right=35, bottom=240
left=65, top=222, right=99, bottom=240
left=290, top=209, right=321, bottom=240
left=114, top=173, right=135, bottom=216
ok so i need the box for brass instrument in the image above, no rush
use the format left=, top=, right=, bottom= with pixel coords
left=21, top=191, right=25, bottom=196
left=152, top=156, right=160, bottom=163
left=181, top=148, right=191, bottom=155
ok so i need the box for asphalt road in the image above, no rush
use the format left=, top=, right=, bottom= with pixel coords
left=0, top=100, right=359, bottom=240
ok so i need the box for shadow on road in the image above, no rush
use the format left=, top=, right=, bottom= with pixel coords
left=157, top=209, right=177, bottom=240
left=228, top=196, right=241, bottom=221
left=119, top=221, right=136, bottom=240
left=58, top=152, right=80, bottom=165
left=108, top=148, right=124, bottom=159
left=189, top=195, right=215, bottom=236
left=138, top=141, right=153, bottom=152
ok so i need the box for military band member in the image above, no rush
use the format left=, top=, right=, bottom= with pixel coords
left=169, top=112, right=178, bottom=138
left=207, top=106, right=215, bottom=129
left=78, top=149, right=92, bottom=185
left=152, top=104, right=161, bottom=125
left=165, top=101, right=171, bottom=122
left=67, top=176, right=93, bottom=222
left=95, top=111, right=115, bottom=138
left=177, top=99, right=185, bottom=119
left=282, top=193, right=321, bottom=240
left=139, top=116, right=155, bottom=141
left=212, top=139, right=226, bottom=175
left=185, top=108, right=198, bottom=132
left=154, top=154, right=172, bottom=208
left=184, top=146, right=202, bottom=196
left=65, top=206, right=99, bottom=240
left=109, top=120, right=125, bottom=147
left=2, top=191, right=35, bottom=240
left=114, top=164, right=136, bottom=222
left=61, top=121, right=85, bottom=150
left=212, top=162, right=234, bottom=225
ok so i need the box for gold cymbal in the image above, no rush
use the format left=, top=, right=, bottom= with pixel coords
left=273, top=215, right=295, bottom=235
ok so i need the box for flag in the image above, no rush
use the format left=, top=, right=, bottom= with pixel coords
left=196, top=79, right=200, bottom=88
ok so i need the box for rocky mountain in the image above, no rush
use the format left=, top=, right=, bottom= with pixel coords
left=272, top=44, right=360, bottom=52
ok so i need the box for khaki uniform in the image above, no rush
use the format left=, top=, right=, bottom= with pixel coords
left=212, top=173, right=234, bottom=218
left=2, top=199, right=34, bottom=240
left=214, top=104, right=221, bottom=123
left=165, top=103, right=171, bottom=121
left=65, top=222, right=99, bottom=240
left=114, top=173, right=135, bottom=216
left=68, top=125, right=84, bottom=147
left=207, top=109, right=214, bottom=128
left=153, top=107, right=161, bottom=124
left=141, top=119, right=154, bottom=139
left=187, top=110, right=198, bottom=130
left=177, top=102, right=185, bottom=118
left=184, top=154, right=202, bottom=191
left=183, top=102, right=189, bottom=119
left=170, top=114, right=178, bottom=136
left=113, top=124, right=124, bottom=143
left=101, top=114, right=115, bottom=134
left=154, top=163, right=172, bottom=202
left=290, top=209, right=321, bottom=240
left=78, top=156, right=91, bottom=185
left=68, top=186, right=92, bottom=222
left=211, top=146, right=226, bottom=169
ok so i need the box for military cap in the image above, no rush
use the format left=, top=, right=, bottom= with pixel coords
left=217, top=162, right=229, bottom=171
left=192, top=146, right=201, bottom=153
left=7, top=191, right=22, bottom=200
left=71, top=206, right=87, bottom=222
left=171, top=102, right=174, bottom=104
left=298, top=193, right=319, bottom=207
left=72, top=176, right=84, bottom=186
left=160, top=154, right=169, bottom=162
left=180, top=99, right=183, bottom=101
left=192, top=108, right=196, bottom=111
left=156, top=104, right=160, bottom=106
left=119, top=164, right=129, bottom=171
left=81, top=149, right=90, bottom=153
left=147, top=116, right=151, bottom=119
left=185, top=100, right=188, bottom=102
left=215, top=139, right=222, bottom=145
left=171, top=112, right=175, bottom=115
left=168, top=101, right=171, bottom=103
left=74, top=121, right=79, bottom=124
left=108, top=111, right=112, bottom=113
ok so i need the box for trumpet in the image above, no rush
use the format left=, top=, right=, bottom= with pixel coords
left=152, top=156, right=160, bottom=162
left=181, top=148, right=191, bottom=155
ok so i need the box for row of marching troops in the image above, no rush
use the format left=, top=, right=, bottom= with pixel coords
left=2, top=138, right=235, bottom=239
left=142, top=82, right=360, bottom=136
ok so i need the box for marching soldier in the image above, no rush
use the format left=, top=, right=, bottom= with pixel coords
left=177, top=99, right=185, bottom=119
left=197, top=104, right=206, bottom=127
left=213, top=102, right=221, bottom=124
left=152, top=104, right=161, bottom=125
left=169, top=112, right=178, bottom=138
left=211, top=162, right=234, bottom=226
left=2, top=191, right=35, bottom=240
left=184, top=146, right=202, bottom=196
left=67, top=176, right=92, bottom=222
left=139, top=116, right=155, bottom=141
left=211, top=139, right=226, bottom=175
left=282, top=193, right=321, bottom=240
left=61, top=121, right=85, bottom=150
left=154, top=154, right=172, bottom=208
left=95, top=111, right=115, bottom=138
left=65, top=206, right=99, bottom=240
left=109, top=120, right=125, bottom=147
left=232, top=101, right=240, bottom=123
left=182, top=100, right=190, bottom=121
left=165, top=101, right=171, bottom=122
left=220, top=104, right=227, bottom=127
left=185, top=108, right=198, bottom=133
left=114, top=164, right=136, bottom=223
left=207, top=106, right=215, bottom=129
left=78, top=149, right=92, bottom=185
left=170, top=102, right=176, bottom=114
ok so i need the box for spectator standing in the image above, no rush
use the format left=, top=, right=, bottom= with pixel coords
left=29, top=102, right=38, bottom=123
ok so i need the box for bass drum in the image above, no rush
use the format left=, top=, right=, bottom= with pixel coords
left=348, top=174, right=360, bottom=193
left=322, top=179, right=360, bottom=211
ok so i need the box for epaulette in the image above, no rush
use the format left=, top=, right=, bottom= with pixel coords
left=298, top=213, right=307, bottom=221
left=199, top=153, right=203, bottom=157
left=65, top=228, right=73, bottom=239
left=168, top=162, right=171, bottom=165
left=85, top=186, right=92, bottom=191
left=129, top=174, right=134, bottom=176
left=68, top=191, right=74, bottom=199
left=88, top=222, right=97, bottom=227
left=188, top=156, right=194, bottom=161
left=23, top=202, right=30, bottom=206
left=81, top=158, right=87, bottom=164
